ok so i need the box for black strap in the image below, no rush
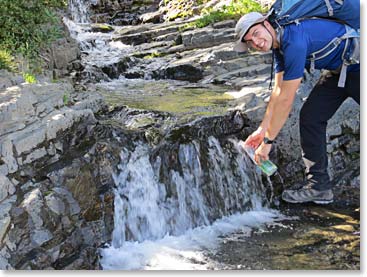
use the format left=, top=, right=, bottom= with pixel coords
left=268, top=52, right=274, bottom=91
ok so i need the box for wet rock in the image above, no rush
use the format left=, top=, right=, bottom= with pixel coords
left=90, top=23, right=114, bottom=33
left=163, top=63, right=204, bottom=82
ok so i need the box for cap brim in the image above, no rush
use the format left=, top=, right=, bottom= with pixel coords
left=233, top=39, right=249, bottom=53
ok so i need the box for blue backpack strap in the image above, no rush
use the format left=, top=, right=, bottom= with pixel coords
left=337, top=26, right=360, bottom=87
left=324, top=0, right=334, bottom=16
left=307, top=24, right=359, bottom=87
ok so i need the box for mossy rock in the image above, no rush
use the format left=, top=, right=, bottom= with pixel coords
left=91, top=23, right=114, bottom=33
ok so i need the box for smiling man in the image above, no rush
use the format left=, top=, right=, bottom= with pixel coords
left=233, top=12, right=360, bottom=204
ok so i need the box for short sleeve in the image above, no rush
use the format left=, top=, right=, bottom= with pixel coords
left=273, top=49, right=284, bottom=73
left=273, top=25, right=308, bottom=81
left=281, top=27, right=308, bottom=80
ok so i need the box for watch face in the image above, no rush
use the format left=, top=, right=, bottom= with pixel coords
left=264, top=138, right=274, bottom=144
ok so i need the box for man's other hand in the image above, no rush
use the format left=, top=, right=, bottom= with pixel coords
left=254, top=142, right=272, bottom=164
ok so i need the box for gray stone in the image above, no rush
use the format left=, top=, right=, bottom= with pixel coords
left=0, top=85, right=37, bottom=133
left=351, top=175, right=360, bottom=187
left=212, top=19, right=236, bottom=29
left=0, top=216, right=10, bottom=243
left=0, top=247, right=13, bottom=270
left=31, top=229, right=53, bottom=246
left=45, top=193, right=66, bottom=215
left=0, top=164, right=8, bottom=176
left=20, top=181, right=37, bottom=192
left=21, top=189, right=44, bottom=228
left=47, top=245, right=61, bottom=263
left=11, top=126, right=46, bottom=155
left=343, top=118, right=360, bottom=134
left=23, top=147, right=48, bottom=164
left=47, top=143, right=57, bottom=156
left=0, top=174, right=16, bottom=203
left=53, top=187, right=81, bottom=215
left=328, top=125, right=342, bottom=138
left=0, top=139, right=18, bottom=173
left=45, top=108, right=95, bottom=140
left=72, top=92, right=107, bottom=113
left=0, top=196, right=16, bottom=219
left=54, top=141, right=63, bottom=152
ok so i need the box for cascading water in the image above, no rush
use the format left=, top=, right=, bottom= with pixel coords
left=63, top=0, right=289, bottom=270
left=68, top=0, right=95, bottom=23
left=100, top=137, right=287, bottom=269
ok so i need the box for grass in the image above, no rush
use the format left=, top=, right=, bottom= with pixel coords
left=23, top=72, right=37, bottom=83
left=0, top=49, right=17, bottom=72
left=181, top=0, right=267, bottom=30
left=0, top=0, right=67, bottom=73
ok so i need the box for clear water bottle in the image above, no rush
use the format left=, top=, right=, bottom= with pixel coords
left=243, top=145, right=278, bottom=176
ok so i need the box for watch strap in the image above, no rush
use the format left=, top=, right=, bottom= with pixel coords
left=264, top=137, right=275, bottom=144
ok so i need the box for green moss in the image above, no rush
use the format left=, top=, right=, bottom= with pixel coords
left=143, top=51, right=163, bottom=59
left=91, top=23, right=114, bottom=32
left=193, top=0, right=267, bottom=28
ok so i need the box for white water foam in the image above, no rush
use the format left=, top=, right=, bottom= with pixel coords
left=99, top=138, right=290, bottom=270
left=100, top=208, right=287, bottom=270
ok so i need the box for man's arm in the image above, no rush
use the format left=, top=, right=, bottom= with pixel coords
left=243, top=72, right=284, bottom=149
left=254, top=76, right=302, bottom=163
left=265, top=77, right=302, bottom=140
left=259, top=72, right=284, bottom=131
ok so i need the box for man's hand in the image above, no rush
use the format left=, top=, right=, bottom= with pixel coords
left=254, top=142, right=272, bottom=164
left=243, top=127, right=265, bottom=149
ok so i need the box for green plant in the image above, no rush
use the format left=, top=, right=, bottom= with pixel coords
left=0, top=0, right=67, bottom=71
left=143, top=51, right=163, bottom=59
left=23, top=72, right=37, bottom=83
left=63, top=93, right=70, bottom=105
left=193, top=0, right=266, bottom=28
left=0, top=49, right=17, bottom=71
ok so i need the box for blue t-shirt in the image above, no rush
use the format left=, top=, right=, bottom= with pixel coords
left=273, top=19, right=359, bottom=81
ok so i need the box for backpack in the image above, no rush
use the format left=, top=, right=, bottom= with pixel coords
left=268, top=0, right=360, bottom=87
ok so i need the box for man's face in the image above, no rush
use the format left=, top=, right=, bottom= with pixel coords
left=243, top=23, right=272, bottom=52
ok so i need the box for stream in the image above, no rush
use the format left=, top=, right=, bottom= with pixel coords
left=63, top=0, right=360, bottom=270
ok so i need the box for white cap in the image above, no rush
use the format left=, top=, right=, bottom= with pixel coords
left=233, top=11, right=270, bottom=52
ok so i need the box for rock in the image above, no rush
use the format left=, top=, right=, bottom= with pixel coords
left=45, top=193, right=66, bottom=215
left=23, top=148, right=48, bottom=165
left=163, top=63, right=203, bottom=82
left=0, top=216, right=11, bottom=242
left=21, top=188, right=44, bottom=229
left=90, top=23, right=114, bottom=33
left=31, top=229, right=53, bottom=246
left=182, top=27, right=235, bottom=49
left=212, top=20, right=236, bottom=29
left=43, top=25, right=81, bottom=78
left=11, top=126, right=47, bottom=155
left=0, top=196, right=16, bottom=219
left=0, top=174, right=16, bottom=203
left=52, top=187, right=81, bottom=216
left=139, top=10, right=162, bottom=23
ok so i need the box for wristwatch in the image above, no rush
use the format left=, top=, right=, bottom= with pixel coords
left=263, top=137, right=275, bottom=145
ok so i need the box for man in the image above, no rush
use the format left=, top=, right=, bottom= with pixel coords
left=233, top=12, right=360, bottom=204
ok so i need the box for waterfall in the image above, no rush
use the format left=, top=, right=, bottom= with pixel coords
left=100, top=137, right=285, bottom=269
left=68, top=0, right=96, bottom=23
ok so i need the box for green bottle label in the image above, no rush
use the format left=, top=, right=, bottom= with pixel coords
left=243, top=145, right=278, bottom=176
left=259, top=160, right=278, bottom=176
